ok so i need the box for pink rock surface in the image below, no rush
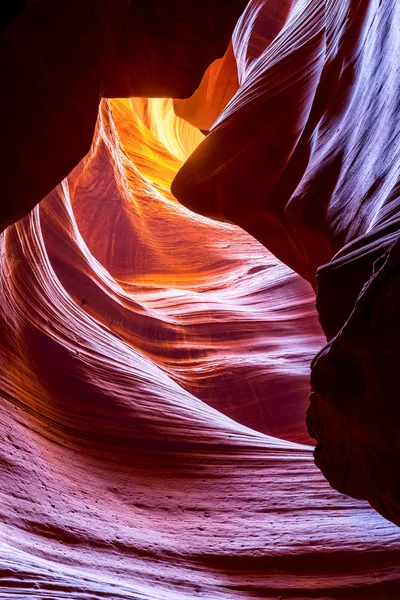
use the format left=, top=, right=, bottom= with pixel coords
left=172, top=0, right=400, bottom=527
left=2, top=0, right=400, bottom=597
left=1, top=97, right=400, bottom=598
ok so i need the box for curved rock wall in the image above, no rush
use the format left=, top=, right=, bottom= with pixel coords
left=1, top=1, right=400, bottom=597
left=1, top=94, right=400, bottom=598
left=172, top=0, right=400, bottom=526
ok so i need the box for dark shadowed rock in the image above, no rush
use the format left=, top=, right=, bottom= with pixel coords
left=308, top=237, right=400, bottom=526
left=0, top=0, right=247, bottom=232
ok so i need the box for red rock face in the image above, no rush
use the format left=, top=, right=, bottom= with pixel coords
left=172, top=0, right=400, bottom=527
left=1, top=1, right=400, bottom=598
left=2, top=96, right=400, bottom=598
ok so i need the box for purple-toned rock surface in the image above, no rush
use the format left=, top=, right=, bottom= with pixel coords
left=1, top=1, right=400, bottom=598
left=173, top=0, right=400, bottom=526
left=1, top=96, right=400, bottom=598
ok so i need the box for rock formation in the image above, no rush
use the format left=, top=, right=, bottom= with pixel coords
left=1, top=1, right=400, bottom=598
left=0, top=0, right=247, bottom=232
left=173, top=0, right=400, bottom=527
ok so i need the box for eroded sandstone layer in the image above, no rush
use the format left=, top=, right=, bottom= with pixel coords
left=173, top=0, right=400, bottom=526
left=1, top=95, right=400, bottom=599
left=1, top=1, right=400, bottom=598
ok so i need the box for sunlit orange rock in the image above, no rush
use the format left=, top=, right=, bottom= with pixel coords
left=173, top=42, right=239, bottom=133
left=173, top=0, right=326, bottom=282
left=0, top=0, right=247, bottom=232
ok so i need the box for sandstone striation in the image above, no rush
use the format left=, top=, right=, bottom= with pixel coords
left=1, top=95, right=399, bottom=599
left=173, top=0, right=400, bottom=526
left=1, top=1, right=400, bottom=597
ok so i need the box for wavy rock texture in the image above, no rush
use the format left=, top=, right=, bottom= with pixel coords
left=172, top=1, right=400, bottom=526
left=1, top=93, right=400, bottom=598
left=2, top=0, right=400, bottom=598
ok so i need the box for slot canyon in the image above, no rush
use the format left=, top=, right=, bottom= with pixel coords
left=1, top=1, right=400, bottom=598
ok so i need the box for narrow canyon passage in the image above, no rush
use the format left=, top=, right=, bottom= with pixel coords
left=1, top=95, right=399, bottom=599
left=1, top=1, right=400, bottom=598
